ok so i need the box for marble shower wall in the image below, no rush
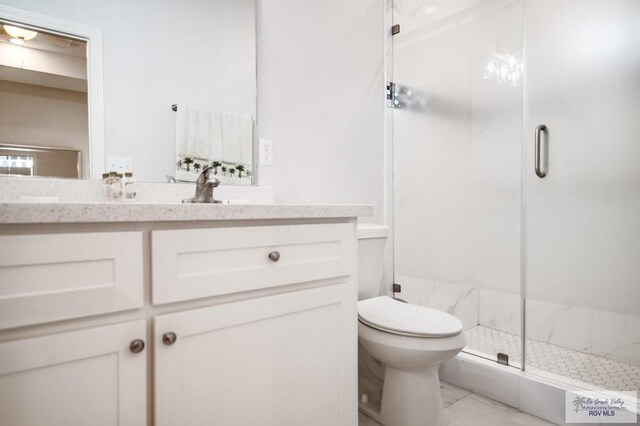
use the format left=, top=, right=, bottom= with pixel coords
left=478, top=289, right=520, bottom=336
left=396, top=275, right=479, bottom=331
left=392, top=0, right=524, bottom=356
left=392, top=0, right=524, bottom=304
left=527, top=301, right=640, bottom=368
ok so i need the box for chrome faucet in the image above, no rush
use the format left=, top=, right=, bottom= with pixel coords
left=182, top=166, right=221, bottom=203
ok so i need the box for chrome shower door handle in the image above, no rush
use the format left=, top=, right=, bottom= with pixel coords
left=535, top=124, right=547, bottom=178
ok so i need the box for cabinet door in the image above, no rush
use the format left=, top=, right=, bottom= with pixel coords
left=0, top=320, right=147, bottom=426
left=154, top=284, right=357, bottom=426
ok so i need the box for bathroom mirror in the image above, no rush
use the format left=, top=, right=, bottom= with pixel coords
left=0, top=0, right=256, bottom=184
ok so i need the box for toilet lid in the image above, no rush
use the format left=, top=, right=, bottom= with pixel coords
left=358, top=296, right=463, bottom=337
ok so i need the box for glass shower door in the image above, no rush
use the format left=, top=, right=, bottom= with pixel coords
left=391, top=0, right=524, bottom=367
left=522, top=0, right=640, bottom=389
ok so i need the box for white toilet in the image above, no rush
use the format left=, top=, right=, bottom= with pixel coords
left=357, top=225, right=466, bottom=426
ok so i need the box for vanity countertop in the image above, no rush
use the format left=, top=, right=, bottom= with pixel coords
left=0, top=202, right=373, bottom=224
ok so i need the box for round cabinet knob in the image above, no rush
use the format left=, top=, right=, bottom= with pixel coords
left=162, top=332, right=177, bottom=346
left=268, top=251, right=280, bottom=262
left=129, top=339, right=145, bottom=354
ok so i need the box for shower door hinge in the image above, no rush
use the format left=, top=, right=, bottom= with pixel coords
left=497, top=353, right=509, bottom=366
left=386, top=81, right=403, bottom=109
left=391, top=24, right=400, bottom=35
left=393, top=283, right=402, bottom=293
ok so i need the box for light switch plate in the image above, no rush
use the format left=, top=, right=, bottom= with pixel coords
left=259, top=139, right=273, bottom=165
left=106, top=157, right=133, bottom=174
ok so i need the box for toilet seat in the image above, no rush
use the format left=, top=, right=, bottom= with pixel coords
left=358, top=296, right=463, bottom=338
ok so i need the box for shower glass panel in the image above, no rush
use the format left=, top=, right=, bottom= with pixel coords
left=391, top=0, right=524, bottom=366
left=522, top=0, right=640, bottom=389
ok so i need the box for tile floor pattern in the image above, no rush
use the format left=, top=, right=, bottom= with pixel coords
left=464, top=326, right=640, bottom=391
left=358, top=382, right=553, bottom=425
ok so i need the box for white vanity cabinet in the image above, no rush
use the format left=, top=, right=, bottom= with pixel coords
left=0, top=320, right=147, bottom=426
left=0, top=214, right=362, bottom=426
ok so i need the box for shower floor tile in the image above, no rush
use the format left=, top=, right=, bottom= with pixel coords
left=464, top=326, right=640, bottom=391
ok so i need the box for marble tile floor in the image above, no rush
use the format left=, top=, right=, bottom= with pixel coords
left=358, top=382, right=553, bottom=425
left=464, top=326, right=640, bottom=391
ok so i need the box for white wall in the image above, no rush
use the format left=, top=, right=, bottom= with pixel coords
left=256, top=0, right=385, bottom=223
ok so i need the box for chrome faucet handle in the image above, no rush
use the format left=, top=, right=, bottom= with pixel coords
left=182, top=166, right=222, bottom=203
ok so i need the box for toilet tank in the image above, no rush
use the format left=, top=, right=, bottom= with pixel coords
left=357, top=224, right=389, bottom=301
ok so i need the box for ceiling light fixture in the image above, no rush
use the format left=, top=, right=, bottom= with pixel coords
left=3, top=24, right=38, bottom=41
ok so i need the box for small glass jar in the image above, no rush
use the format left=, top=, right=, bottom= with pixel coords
left=122, top=172, right=137, bottom=201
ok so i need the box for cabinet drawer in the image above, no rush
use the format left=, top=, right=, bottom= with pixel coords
left=0, top=232, right=143, bottom=330
left=151, top=223, right=355, bottom=304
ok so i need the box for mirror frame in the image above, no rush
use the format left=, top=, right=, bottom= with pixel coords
left=0, top=4, right=104, bottom=179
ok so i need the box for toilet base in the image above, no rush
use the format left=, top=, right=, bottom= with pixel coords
left=357, top=318, right=465, bottom=426
left=359, top=366, right=445, bottom=426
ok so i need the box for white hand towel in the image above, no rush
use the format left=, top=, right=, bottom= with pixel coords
left=175, top=104, right=253, bottom=166
left=220, top=111, right=253, bottom=165
left=175, top=104, right=223, bottom=160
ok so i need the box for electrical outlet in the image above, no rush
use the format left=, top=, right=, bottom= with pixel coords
left=106, top=157, right=133, bottom=174
left=259, top=139, right=273, bottom=165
